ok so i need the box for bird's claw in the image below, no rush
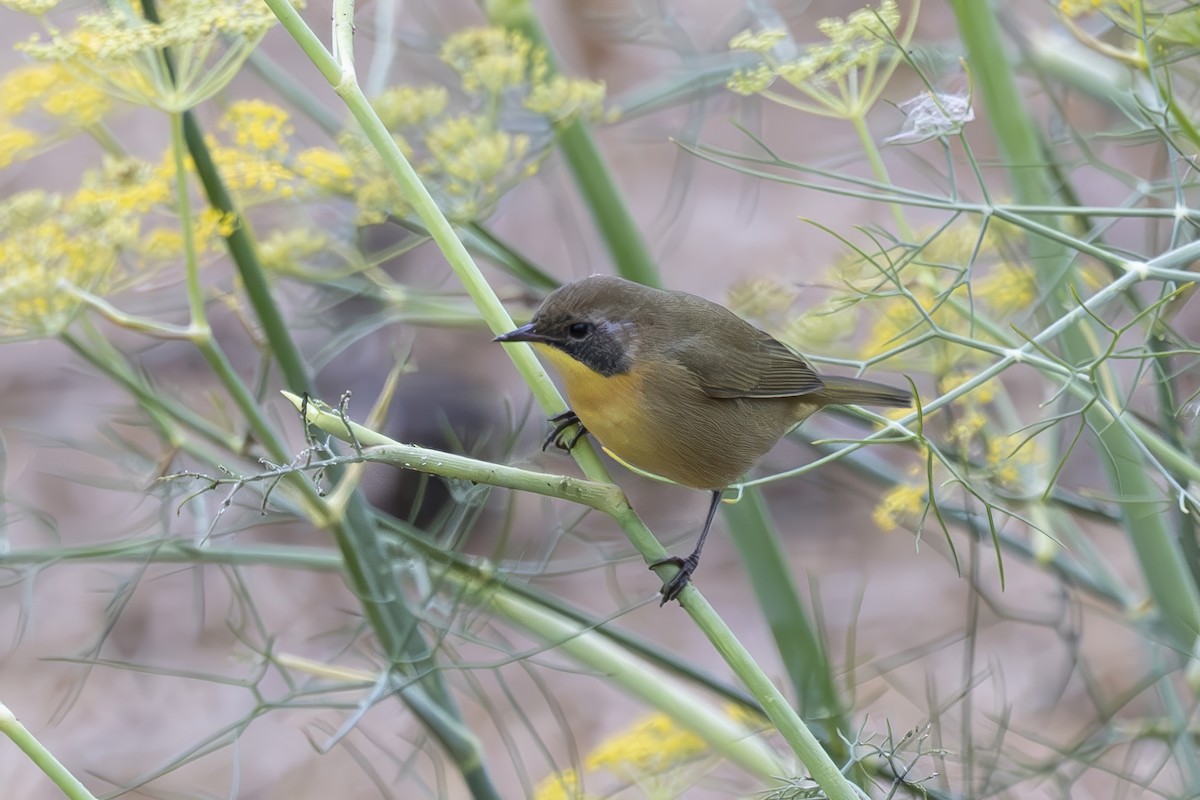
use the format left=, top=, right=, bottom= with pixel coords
left=542, top=410, right=588, bottom=452
left=651, top=553, right=699, bottom=605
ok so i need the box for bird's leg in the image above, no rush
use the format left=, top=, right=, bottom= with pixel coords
left=543, top=409, right=589, bottom=452
left=651, top=489, right=722, bottom=605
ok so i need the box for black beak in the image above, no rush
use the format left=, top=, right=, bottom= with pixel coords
left=494, top=322, right=545, bottom=343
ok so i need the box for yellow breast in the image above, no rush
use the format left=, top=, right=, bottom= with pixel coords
left=533, top=342, right=652, bottom=461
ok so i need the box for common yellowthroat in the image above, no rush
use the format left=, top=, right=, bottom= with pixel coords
left=496, top=275, right=911, bottom=604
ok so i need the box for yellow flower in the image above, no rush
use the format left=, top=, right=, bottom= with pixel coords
left=71, top=156, right=171, bottom=218
left=440, top=27, right=546, bottom=94
left=776, top=301, right=857, bottom=349
left=977, top=261, right=1038, bottom=315
left=524, top=75, right=608, bottom=123
left=258, top=228, right=328, bottom=274
left=532, top=768, right=586, bottom=800
left=353, top=176, right=405, bottom=225
left=947, top=409, right=988, bottom=447
left=219, top=99, right=293, bottom=156
left=372, top=86, right=448, bottom=129
left=0, top=123, right=39, bottom=168
left=294, top=147, right=356, bottom=194
left=18, top=0, right=279, bottom=111
left=207, top=145, right=297, bottom=202
left=872, top=483, right=925, bottom=531
left=939, top=370, right=996, bottom=405
left=428, top=117, right=529, bottom=185
left=723, top=702, right=770, bottom=731
left=138, top=228, right=184, bottom=260
left=0, top=62, right=110, bottom=125
left=731, top=0, right=903, bottom=95
left=986, top=434, right=1040, bottom=490
left=1059, top=0, right=1103, bottom=17
left=866, top=286, right=935, bottom=357
left=585, top=712, right=709, bottom=779
left=920, top=222, right=985, bottom=265
left=193, top=209, right=239, bottom=251
left=0, top=191, right=118, bottom=339
left=727, top=63, right=776, bottom=96
left=0, top=0, right=60, bottom=13
left=729, top=28, right=789, bottom=54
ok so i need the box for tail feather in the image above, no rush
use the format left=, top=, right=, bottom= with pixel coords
left=812, top=375, right=912, bottom=408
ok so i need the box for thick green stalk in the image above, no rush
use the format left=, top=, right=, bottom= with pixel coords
left=950, top=1, right=1200, bottom=648
left=179, top=111, right=311, bottom=393
left=722, top=489, right=846, bottom=728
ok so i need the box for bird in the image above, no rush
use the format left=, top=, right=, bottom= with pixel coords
left=495, top=275, right=911, bottom=604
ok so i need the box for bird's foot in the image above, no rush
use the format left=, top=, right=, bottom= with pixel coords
left=543, top=410, right=588, bottom=451
left=651, top=553, right=699, bottom=606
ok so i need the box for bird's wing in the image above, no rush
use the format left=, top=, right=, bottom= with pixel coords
left=673, top=332, right=826, bottom=399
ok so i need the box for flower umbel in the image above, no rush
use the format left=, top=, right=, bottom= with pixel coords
left=585, top=712, right=711, bottom=788
left=18, top=0, right=282, bottom=112
left=727, top=0, right=916, bottom=120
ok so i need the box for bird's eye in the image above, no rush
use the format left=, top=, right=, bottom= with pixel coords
left=567, top=322, right=592, bottom=339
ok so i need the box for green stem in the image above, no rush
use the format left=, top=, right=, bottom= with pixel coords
left=0, top=703, right=97, bottom=800
left=179, top=110, right=312, bottom=393
left=851, top=111, right=912, bottom=240
left=722, top=490, right=849, bottom=751
left=170, top=111, right=208, bottom=328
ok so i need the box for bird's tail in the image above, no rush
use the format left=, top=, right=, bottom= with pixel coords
left=812, top=376, right=912, bottom=408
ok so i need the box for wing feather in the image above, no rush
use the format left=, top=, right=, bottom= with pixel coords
left=671, top=331, right=825, bottom=399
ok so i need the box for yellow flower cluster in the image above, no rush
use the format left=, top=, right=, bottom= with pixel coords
left=585, top=712, right=709, bottom=780
left=728, top=0, right=901, bottom=95
left=0, top=123, right=38, bottom=168
left=0, top=63, right=111, bottom=126
left=531, top=768, right=586, bottom=800
left=986, top=434, right=1041, bottom=490
left=16, top=0, right=280, bottom=111
left=0, top=62, right=112, bottom=170
left=526, top=75, right=612, bottom=123
left=0, top=19, right=615, bottom=340
left=330, top=26, right=609, bottom=223
left=0, top=0, right=61, bottom=13
left=293, top=147, right=356, bottom=194
left=20, top=0, right=276, bottom=61
left=1059, top=0, right=1106, bottom=17
left=872, top=483, right=926, bottom=531
left=257, top=228, right=329, bottom=275
left=855, top=220, right=1038, bottom=365
left=0, top=190, right=124, bottom=339
left=219, top=99, right=294, bottom=156
left=372, top=86, right=449, bottom=130
left=532, top=703, right=774, bottom=799
left=440, top=27, right=548, bottom=95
